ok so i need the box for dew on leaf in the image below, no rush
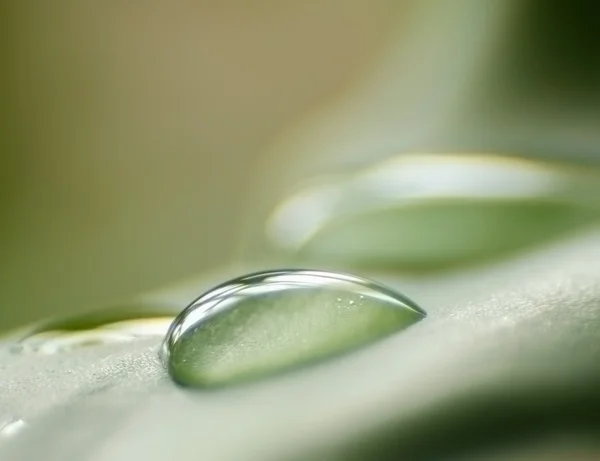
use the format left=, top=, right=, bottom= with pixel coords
left=163, top=269, right=425, bottom=388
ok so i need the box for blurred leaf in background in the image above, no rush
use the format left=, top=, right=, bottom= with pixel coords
left=240, top=0, right=600, bottom=260
left=264, top=154, right=600, bottom=272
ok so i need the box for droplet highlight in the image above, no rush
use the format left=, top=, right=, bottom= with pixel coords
left=12, top=304, right=176, bottom=355
left=163, top=269, right=425, bottom=388
left=0, top=419, right=27, bottom=440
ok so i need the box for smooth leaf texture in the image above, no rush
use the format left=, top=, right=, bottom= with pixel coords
left=296, top=199, right=600, bottom=270
left=2, top=228, right=600, bottom=460
left=265, top=154, right=600, bottom=272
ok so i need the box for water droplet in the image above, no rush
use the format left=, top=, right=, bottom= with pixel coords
left=265, top=154, right=600, bottom=271
left=12, top=304, right=176, bottom=355
left=163, top=269, right=425, bottom=388
left=0, top=419, right=27, bottom=439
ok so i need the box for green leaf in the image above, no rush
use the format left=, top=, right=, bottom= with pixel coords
left=2, top=229, right=600, bottom=460
left=265, top=154, right=600, bottom=272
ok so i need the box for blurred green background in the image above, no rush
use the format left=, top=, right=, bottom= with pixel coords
left=2, top=0, right=600, bottom=331
left=0, top=1, right=402, bottom=330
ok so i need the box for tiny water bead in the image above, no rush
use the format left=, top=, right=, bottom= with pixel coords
left=163, top=269, right=426, bottom=388
left=12, top=304, right=176, bottom=355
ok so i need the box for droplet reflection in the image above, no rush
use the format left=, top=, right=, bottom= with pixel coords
left=163, top=269, right=425, bottom=388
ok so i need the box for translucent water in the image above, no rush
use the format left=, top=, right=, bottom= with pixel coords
left=11, top=304, right=176, bottom=355
left=163, top=269, right=425, bottom=388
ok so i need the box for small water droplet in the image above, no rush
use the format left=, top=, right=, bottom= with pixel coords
left=0, top=419, right=27, bottom=439
left=12, top=304, right=176, bottom=355
left=163, top=269, right=425, bottom=388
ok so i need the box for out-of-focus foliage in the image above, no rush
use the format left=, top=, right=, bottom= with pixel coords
left=0, top=0, right=398, bottom=330
left=264, top=154, right=600, bottom=271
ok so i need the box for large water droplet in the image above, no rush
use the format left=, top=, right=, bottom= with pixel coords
left=266, top=154, right=600, bottom=271
left=12, top=304, right=175, bottom=355
left=163, top=269, right=425, bottom=388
